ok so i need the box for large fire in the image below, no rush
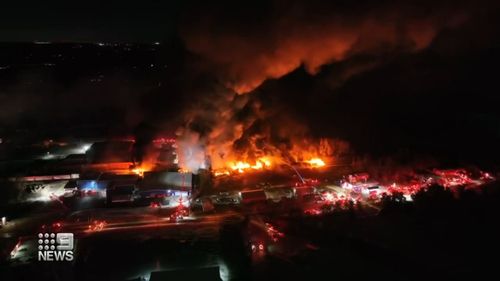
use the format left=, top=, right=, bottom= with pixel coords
left=132, top=167, right=145, bottom=177
left=306, top=158, right=326, bottom=168
left=229, top=157, right=272, bottom=173
left=131, top=162, right=155, bottom=177
left=213, top=156, right=327, bottom=176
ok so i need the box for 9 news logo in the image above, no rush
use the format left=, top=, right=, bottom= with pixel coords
left=37, top=233, right=74, bottom=261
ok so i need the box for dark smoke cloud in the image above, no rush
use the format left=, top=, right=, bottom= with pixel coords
left=177, top=0, right=500, bottom=167
left=1, top=1, right=499, bottom=168
left=181, top=0, right=469, bottom=93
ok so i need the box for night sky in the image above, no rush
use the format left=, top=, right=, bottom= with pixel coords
left=1, top=0, right=499, bottom=166
left=0, top=1, right=183, bottom=42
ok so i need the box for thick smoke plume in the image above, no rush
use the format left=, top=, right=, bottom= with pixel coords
left=182, top=0, right=467, bottom=93
left=176, top=0, right=475, bottom=172
left=175, top=81, right=350, bottom=172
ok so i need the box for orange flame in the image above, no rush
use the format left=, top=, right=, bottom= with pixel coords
left=214, top=170, right=231, bottom=177
left=213, top=155, right=326, bottom=176
left=131, top=162, right=155, bottom=177
left=229, top=157, right=272, bottom=173
left=132, top=168, right=145, bottom=177
left=306, top=158, right=326, bottom=168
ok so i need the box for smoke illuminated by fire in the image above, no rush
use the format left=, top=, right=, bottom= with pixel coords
left=176, top=130, right=341, bottom=174
left=175, top=1, right=468, bottom=174
left=174, top=78, right=349, bottom=174
left=182, top=1, right=467, bottom=94
left=176, top=121, right=338, bottom=174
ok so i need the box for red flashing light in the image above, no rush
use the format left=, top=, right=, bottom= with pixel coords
left=304, top=208, right=322, bottom=216
left=324, top=192, right=335, bottom=202
left=88, top=220, right=106, bottom=232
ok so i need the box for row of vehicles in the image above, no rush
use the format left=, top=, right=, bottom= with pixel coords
left=61, top=171, right=192, bottom=208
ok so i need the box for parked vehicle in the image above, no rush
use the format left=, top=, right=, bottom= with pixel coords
left=106, top=184, right=138, bottom=204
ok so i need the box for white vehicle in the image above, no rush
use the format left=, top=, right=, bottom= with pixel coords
left=361, top=185, right=381, bottom=198
left=10, top=238, right=37, bottom=264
